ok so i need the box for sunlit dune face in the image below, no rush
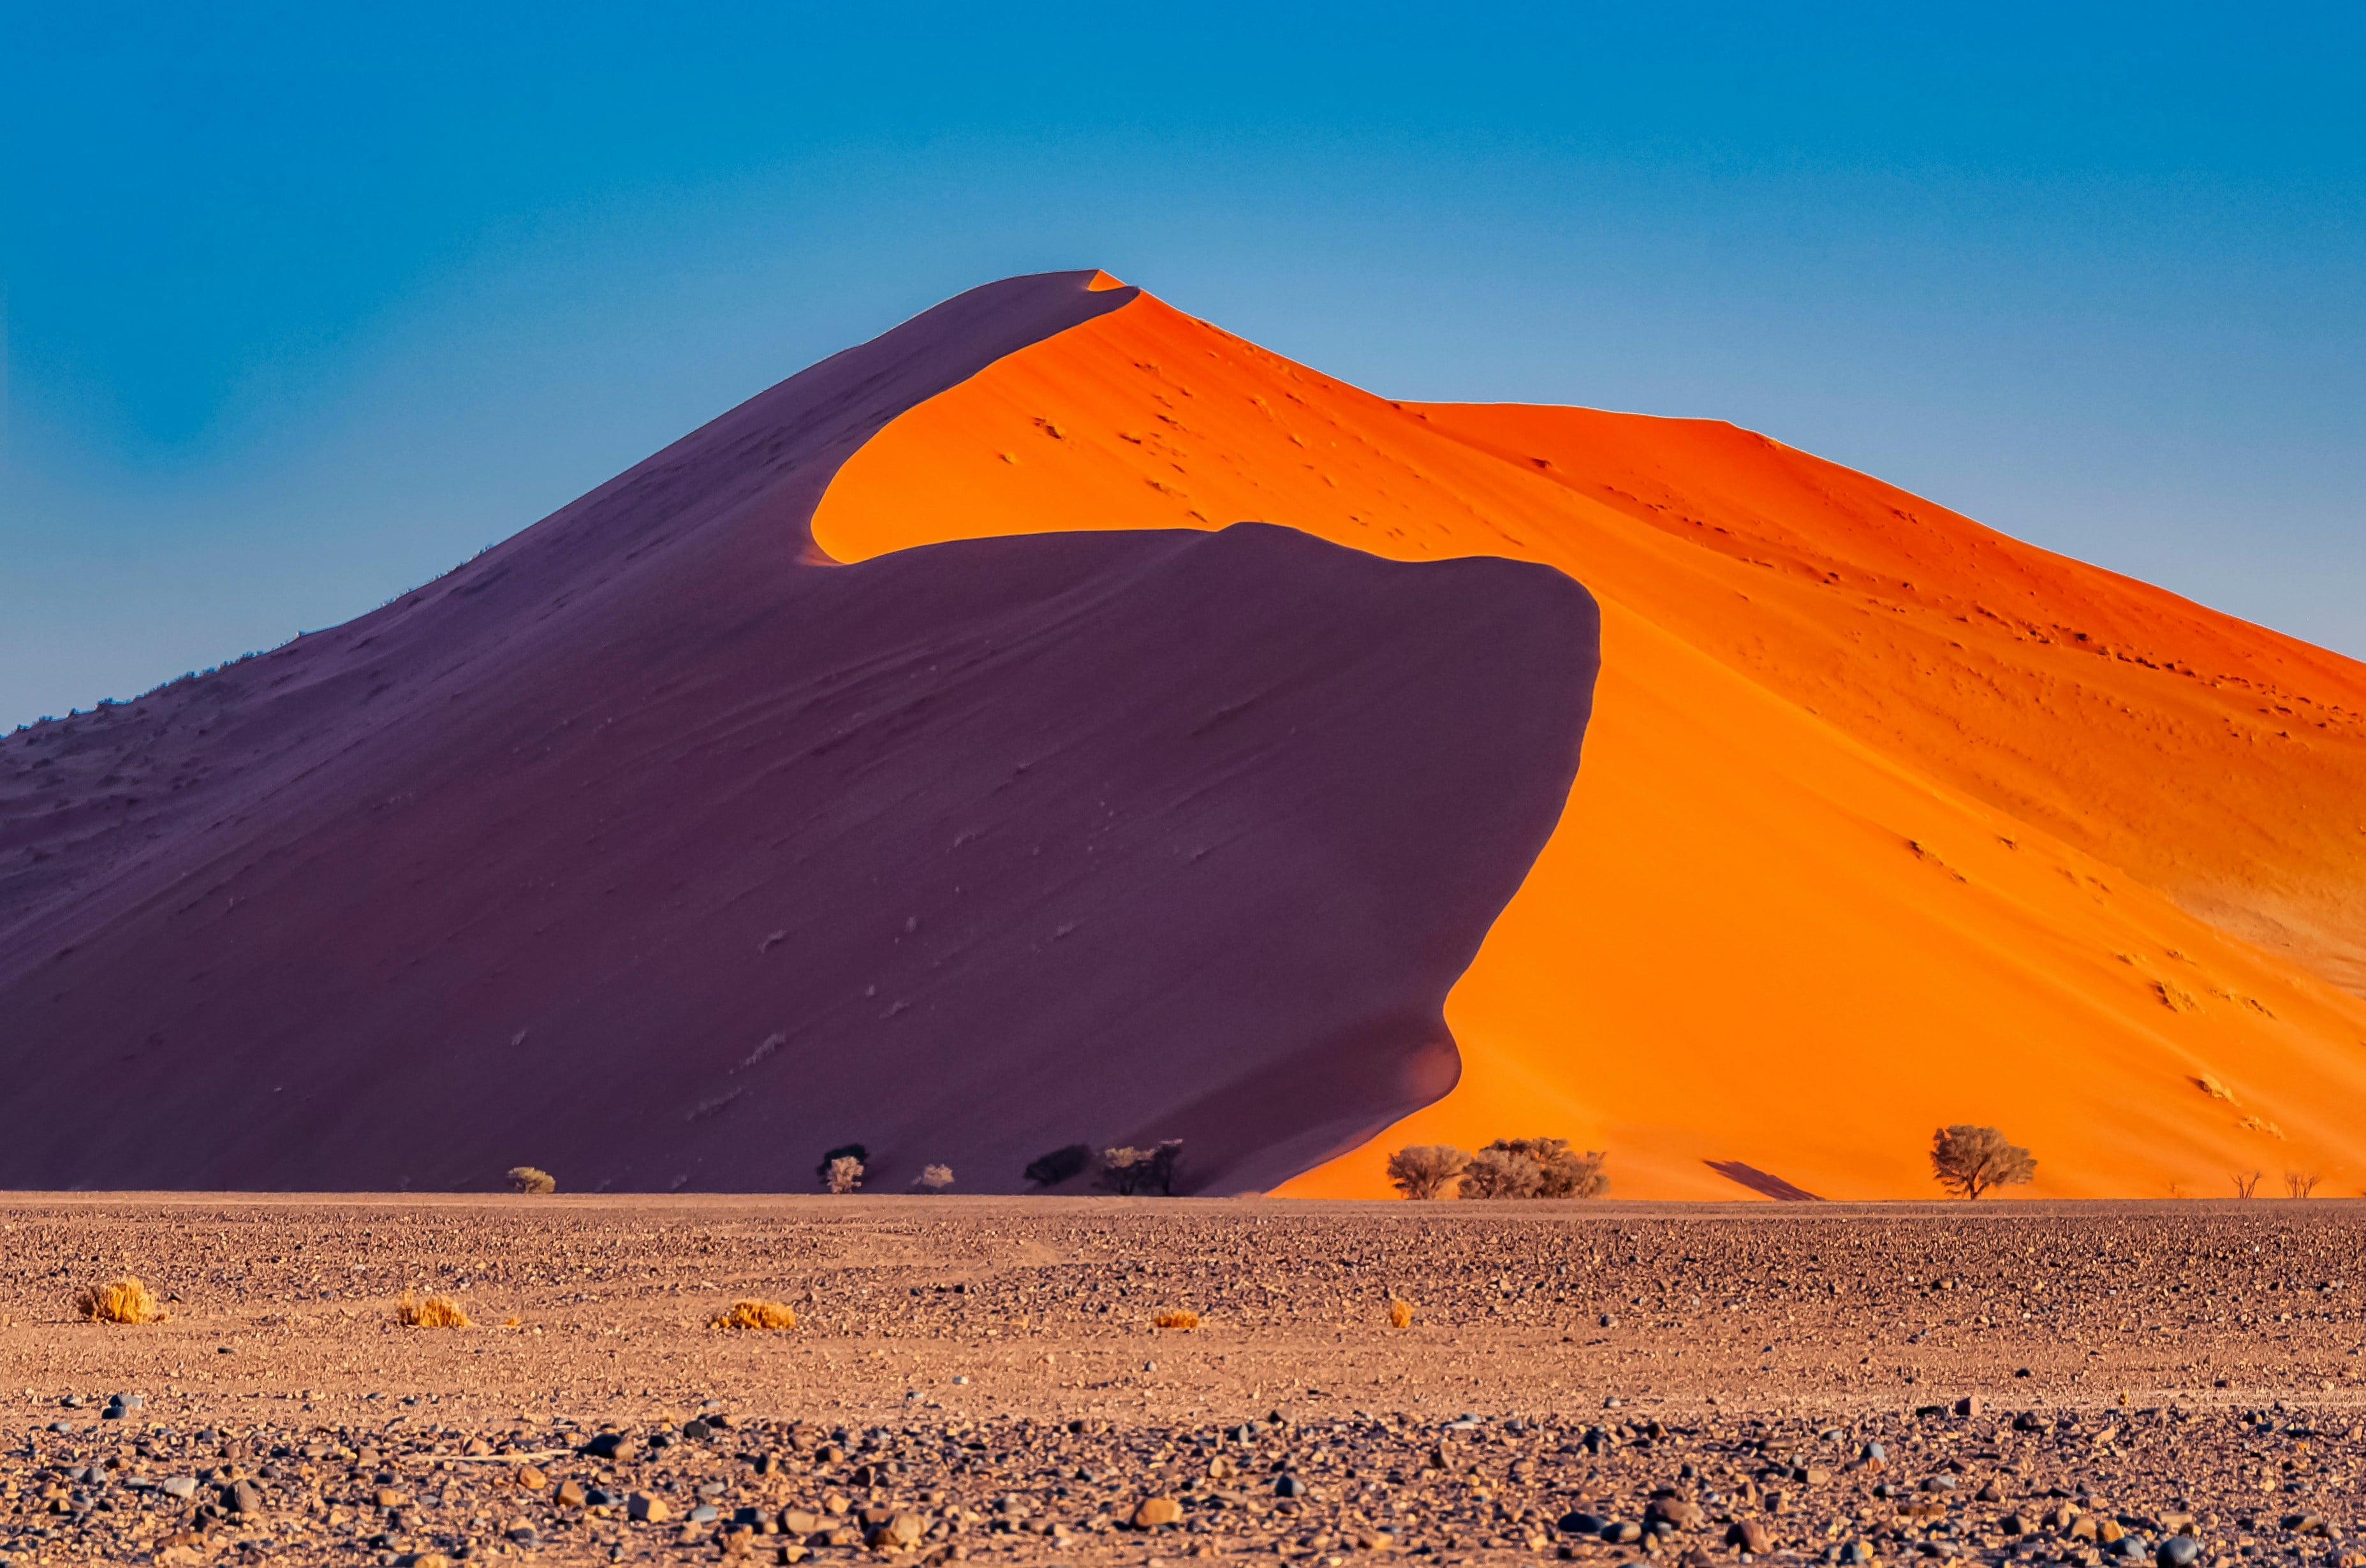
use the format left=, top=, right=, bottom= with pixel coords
left=815, top=290, right=2366, bottom=1201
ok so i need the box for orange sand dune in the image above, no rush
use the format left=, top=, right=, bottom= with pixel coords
left=814, top=282, right=2366, bottom=1201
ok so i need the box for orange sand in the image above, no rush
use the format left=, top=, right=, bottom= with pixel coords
left=812, top=285, right=2366, bottom=1201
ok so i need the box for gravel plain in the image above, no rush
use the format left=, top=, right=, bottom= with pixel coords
left=3, top=1196, right=2362, bottom=1568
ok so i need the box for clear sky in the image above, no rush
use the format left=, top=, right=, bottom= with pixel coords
left=4, top=3, right=2361, bottom=728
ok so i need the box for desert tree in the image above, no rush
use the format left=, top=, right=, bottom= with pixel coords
left=1386, top=1145, right=1469, bottom=1200
left=1098, top=1140, right=1183, bottom=1196
left=2286, top=1171, right=2321, bottom=1198
left=1928, top=1124, right=2036, bottom=1199
left=816, top=1143, right=867, bottom=1190
left=2232, top=1169, right=2263, bottom=1198
left=1458, top=1145, right=1546, bottom=1199
left=1481, top=1137, right=1608, bottom=1199
left=506, top=1165, right=556, bottom=1195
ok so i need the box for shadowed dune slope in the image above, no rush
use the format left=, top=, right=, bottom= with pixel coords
left=0, top=271, right=1598, bottom=1193
left=812, top=282, right=2366, bottom=1201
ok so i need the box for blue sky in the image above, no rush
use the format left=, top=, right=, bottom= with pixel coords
left=4, top=3, right=2361, bottom=726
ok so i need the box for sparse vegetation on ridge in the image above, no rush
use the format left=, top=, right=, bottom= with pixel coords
left=507, top=1165, right=556, bottom=1194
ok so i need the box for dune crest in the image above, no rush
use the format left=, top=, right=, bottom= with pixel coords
left=0, top=272, right=1596, bottom=1193
left=812, top=282, right=2366, bottom=1200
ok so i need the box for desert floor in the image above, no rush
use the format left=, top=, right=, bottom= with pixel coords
left=3, top=1196, right=2361, bottom=1568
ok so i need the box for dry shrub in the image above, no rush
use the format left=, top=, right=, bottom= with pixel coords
left=507, top=1166, right=557, bottom=1194
left=77, top=1275, right=163, bottom=1324
left=911, top=1164, right=955, bottom=1192
left=711, top=1299, right=798, bottom=1330
left=395, top=1290, right=472, bottom=1328
left=826, top=1155, right=864, bottom=1195
left=1387, top=1298, right=1414, bottom=1330
left=1152, top=1309, right=1201, bottom=1331
left=1386, top=1145, right=1467, bottom=1200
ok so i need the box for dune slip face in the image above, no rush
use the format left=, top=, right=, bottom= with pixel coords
left=0, top=272, right=1600, bottom=1195
left=812, top=279, right=2366, bottom=1201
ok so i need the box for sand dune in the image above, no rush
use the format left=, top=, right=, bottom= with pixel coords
left=0, top=272, right=1597, bottom=1193
left=812, top=279, right=2366, bottom=1200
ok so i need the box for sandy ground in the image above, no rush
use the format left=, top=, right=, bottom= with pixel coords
left=4, top=1196, right=2362, bottom=1567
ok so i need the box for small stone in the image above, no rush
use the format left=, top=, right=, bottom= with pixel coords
left=2158, top=1539, right=2203, bottom=1568
left=693, top=1504, right=723, bottom=1523
left=1798, top=1467, right=1832, bottom=1487
left=1727, top=1521, right=1774, bottom=1554
left=781, top=1510, right=821, bottom=1534
left=229, top=1480, right=266, bottom=1516
left=629, top=1491, right=672, bottom=1523
left=1647, top=1499, right=1705, bottom=1530
left=866, top=1512, right=927, bottom=1549
left=161, top=1476, right=198, bottom=1500
left=1602, top=1521, right=1644, bottom=1544
left=415, top=1555, right=452, bottom=1568
left=1955, top=1396, right=1983, bottom=1417
left=555, top=1479, right=588, bottom=1507
left=2002, top=1514, right=2037, bottom=1537
left=684, top=1418, right=712, bottom=1440
left=1978, top=1482, right=2003, bottom=1502
left=1561, top=1512, right=1605, bottom=1535
left=1353, top=1531, right=1395, bottom=1551
left=374, top=1488, right=408, bottom=1509
left=1134, top=1498, right=1184, bottom=1528
left=1274, top=1475, right=1306, bottom=1498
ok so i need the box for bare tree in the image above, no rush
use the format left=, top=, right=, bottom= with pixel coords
left=1929, top=1125, right=2036, bottom=1199
left=2286, top=1171, right=2321, bottom=1198
left=2233, top=1170, right=2263, bottom=1198
left=1386, top=1145, right=1469, bottom=1200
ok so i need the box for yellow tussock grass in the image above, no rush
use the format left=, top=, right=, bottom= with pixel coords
left=77, top=1276, right=163, bottom=1324
left=1152, top=1308, right=1201, bottom=1331
left=1387, top=1298, right=1414, bottom=1330
left=711, top=1299, right=797, bottom=1330
left=395, top=1291, right=472, bottom=1328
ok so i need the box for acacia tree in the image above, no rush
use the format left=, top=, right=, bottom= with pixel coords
left=1483, top=1138, right=1609, bottom=1199
left=1458, top=1146, right=1546, bottom=1199
left=1929, top=1125, right=2036, bottom=1199
left=1386, top=1145, right=1469, bottom=1200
